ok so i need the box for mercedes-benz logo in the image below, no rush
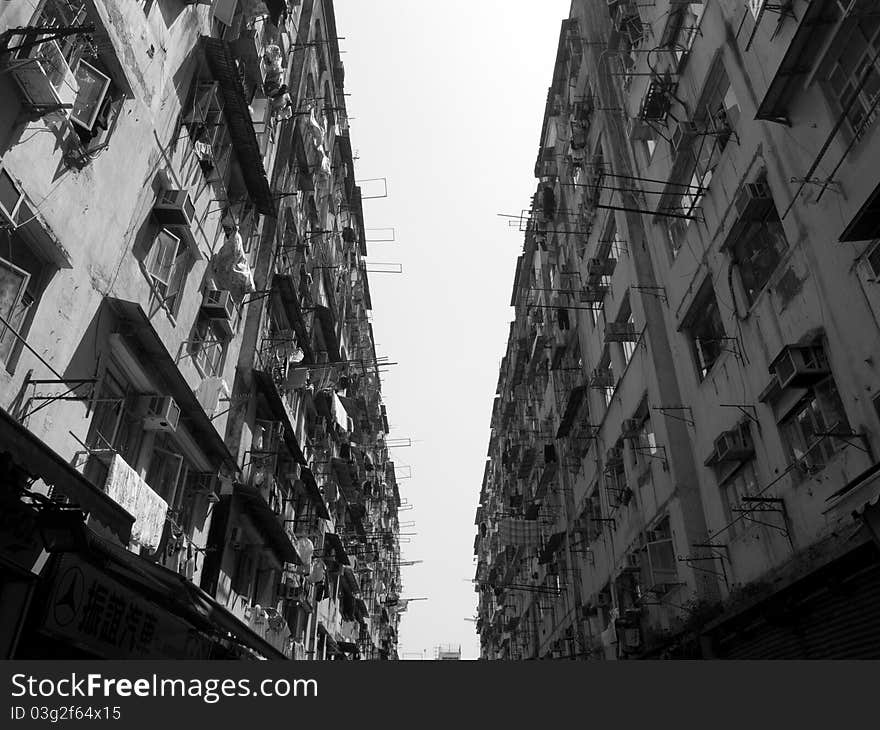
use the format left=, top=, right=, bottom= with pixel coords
left=53, top=566, right=84, bottom=627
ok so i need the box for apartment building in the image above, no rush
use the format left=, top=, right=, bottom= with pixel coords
left=0, top=0, right=402, bottom=661
left=476, top=0, right=880, bottom=660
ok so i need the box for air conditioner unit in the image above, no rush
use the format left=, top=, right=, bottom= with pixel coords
left=770, top=344, right=830, bottom=389
left=714, top=427, right=755, bottom=462
left=670, top=119, right=699, bottom=155
left=590, top=368, right=615, bottom=388
left=142, top=396, right=181, bottom=433
left=201, top=289, right=235, bottom=322
left=604, top=322, right=638, bottom=342
left=153, top=189, right=196, bottom=227
left=621, top=418, right=642, bottom=439
left=734, top=181, right=775, bottom=222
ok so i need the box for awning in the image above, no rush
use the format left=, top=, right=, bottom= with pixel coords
left=534, top=461, right=558, bottom=501
left=201, top=37, right=275, bottom=217
left=313, top=305, right=341, bottom=362
left=300, top=466, right=331, bottom=520
left=105, top=298, right=237, bottom=471
left=271, top=273, right=314, bottom=364
left=355, top=598, right=369, bottom=625
left=556, top=386, right=586, bottom=438
left=253, top=368, right=306, bottom=465
left=340, top=566, right=360, bottom=596
left=323, top=532, right=350, bottom=566
left=0, top=408, right=134, bottom=545
left=538, top=531, right=567, bottom=564
left=331, top=457, right=362, bottom=504
left=234, top=481, right=301, bottom=565
left=86, top=532, right=289, bottom=660
left=755, top=1, right=834, bottom=123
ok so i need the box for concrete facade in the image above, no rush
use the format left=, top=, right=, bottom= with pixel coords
left=0, top=0, right=402, bottom=660
left=476, top=0, right=880, bottom=660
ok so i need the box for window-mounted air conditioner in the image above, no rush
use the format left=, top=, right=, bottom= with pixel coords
left=714, top=427, right=755, bottom=462
left=621, top=418, right=642, bottom=439
left=590, top=368, right=615, bottom=388
left=734, top=181, right=774, bottom=222
left=153, top=189, right=196, bottom=228
left=201, top=289, right=235, bottom=322
left=604, top=321, right=638, bottom=342
left=143, top=395, right=181, bottom=433
left=770, top=343, right=830, bottom=390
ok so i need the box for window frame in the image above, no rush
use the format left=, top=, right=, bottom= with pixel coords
left=778, top=376, right=850, bottom=475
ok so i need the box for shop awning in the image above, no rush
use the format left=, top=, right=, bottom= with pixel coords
left=105, top=299, right=238, bottom=472
left=201, top=37, right=275, bottom=217
left=234, top=482, right=301, bottom=565
left=87, top=532, right=289, bottom=660
left=323, top=532, right=350, bottom=566
left=300, top=466, right=331, bottom=520
left=0, top=408, right=134, bottom=545
left=253, top=368, right=306, bottom=465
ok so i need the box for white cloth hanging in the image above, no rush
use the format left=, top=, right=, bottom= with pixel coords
left=104, top=454, right=168, bottom=555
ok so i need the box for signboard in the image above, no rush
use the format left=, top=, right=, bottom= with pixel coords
left=41, top=554, right=214, bottom=659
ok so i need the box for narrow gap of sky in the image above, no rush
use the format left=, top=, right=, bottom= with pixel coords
left=334, top=0, right=572, bottom=660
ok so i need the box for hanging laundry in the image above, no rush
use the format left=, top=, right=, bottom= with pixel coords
left=104, top=454, right=169, bottom=555
left=194, top=376, right=229, bottom=418
left=211, top=230, right=256, bottom=300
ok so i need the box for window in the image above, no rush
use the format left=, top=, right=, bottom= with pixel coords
left=192, top=319, right=227, bottom=377
left=731, top=211, right=789, bottom=305
left=779, top=377, right=850, bottom=475
left=683, top=279, right=726, bottom=380
left=666, top=61, right=741, bottom=255
left=645, top=517, right=678, bottom=589
left=616, top=299, right=637, bottom=368
left=719, top=461, right=758, bottom=538
left=0, top=200, right=55, bottom=368
left=183, top=82, right=232, bottom=184
left=143, top=229, right=190, bottom=315
left=661, top=2, right=704, bottom=71
left=82, top=366, right=141, bottom=487
left=26, top=1, right=125, bottom=153
left=598, top=349, right=615, bottom=408
left=823, top=7, right=880, bottom=141
left=145, top=437, right=184, bottom=504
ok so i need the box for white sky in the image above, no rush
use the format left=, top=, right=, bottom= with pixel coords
left=334, top=0, right=571, bottom=660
